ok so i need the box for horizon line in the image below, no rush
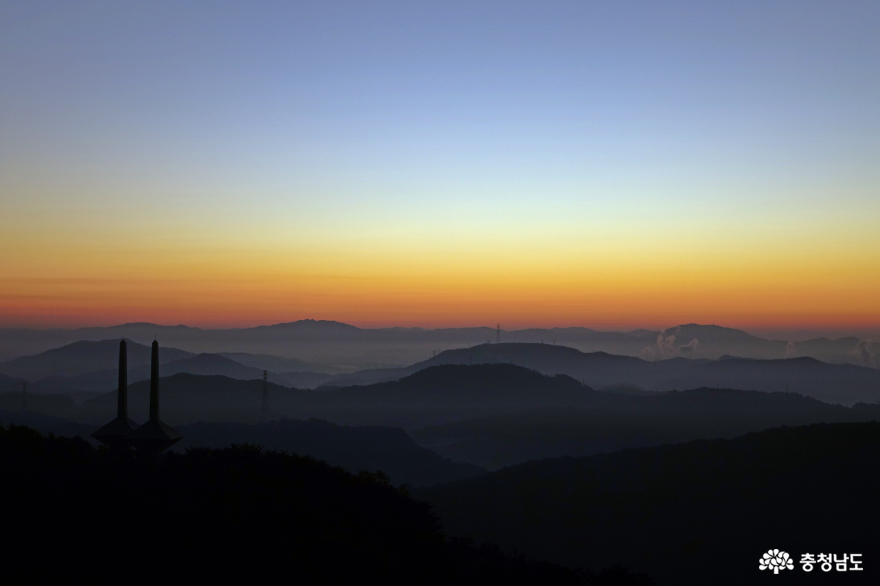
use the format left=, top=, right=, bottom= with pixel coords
left=2, top=319, right=878, bottom=342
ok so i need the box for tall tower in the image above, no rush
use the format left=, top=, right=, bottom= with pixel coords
left=128, top=340, right=183, bottom=455
left=92, top=340, right=140, bottom=450
left=496, top=324, right=501, bottom=344
left=21, top=382, right=26, bottom=412
left=260, top=370, right=270, bottom=420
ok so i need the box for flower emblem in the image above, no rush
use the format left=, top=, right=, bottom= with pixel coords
left=759, top=549, right=794, bottom=574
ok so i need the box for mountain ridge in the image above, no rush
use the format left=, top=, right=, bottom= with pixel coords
left=2, top=321, right=876, bottom=367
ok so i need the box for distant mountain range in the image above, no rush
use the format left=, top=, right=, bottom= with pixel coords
left=0, top=339, right=338, bottom=392
left=4, top=338, right=880, bottom=410
left=4, top=362, right=880, bottom=476
left=0, top=339, right=193, bottom=379
left=1, top=320, right=876, bottom=368
left=331, top=342, right=880, bottom=405
left=17, top=359, right=874, bottom=434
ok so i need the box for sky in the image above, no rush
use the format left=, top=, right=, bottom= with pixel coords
left=1, top=1, right=879, bottom=333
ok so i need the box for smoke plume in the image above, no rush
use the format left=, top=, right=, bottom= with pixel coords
left=654, top=332, right=699, bottom=360
left=854, top=339, right=877, bottom=368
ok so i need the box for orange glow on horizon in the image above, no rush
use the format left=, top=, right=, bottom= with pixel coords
left=2, top=268, right=878, bottom=333
left=3, top=194, right=879, bottom=333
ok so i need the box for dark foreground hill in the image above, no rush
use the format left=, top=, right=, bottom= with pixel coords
left=0, top=409, right=96, bottom=440
left=172, top=419, right=485, bottom=487
left=0, top=409, right=483, bottom=488
left=1, top=424, right=649, bottom=585
left=418, top=422, right=880, bottom=585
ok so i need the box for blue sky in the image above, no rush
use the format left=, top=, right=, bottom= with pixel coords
left=1, top=1, right=879, bottom=330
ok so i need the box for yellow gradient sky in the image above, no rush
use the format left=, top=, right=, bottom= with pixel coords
left=2, top=2, right=879, bottom=332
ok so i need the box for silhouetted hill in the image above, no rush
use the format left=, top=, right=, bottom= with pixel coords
left=597, top=384, right=657, bottom=396
left=38, top=365, right=336, bottom=394
left=0, top=339, right=193, bottom=380
left=67, top=363, right=880, bottom=435
left=44, top=365, right=601, bottom=428
left=306, top=364, right=592, bottom=428
left=664, top=356, right=880, bottom=404
left=320, top=366, right=414, bottom=387
left=320, top=345, right=661, bottom=388
left=383, top=343, right=880, bottom=405
left=418, top=422, right=880, bottom=585
left=412, top=387, right=880, bottom=468
left=33, top=353, right=311, bottom=393
left=276, top=370, right=337, bottom=388
left=0, top=392, right=77, bottom=418
left=654, top=323, right=776, bottom=358
left=416, top=344, right=660, bottom=380
left=172, top=419, right=485, bottom=487
left=69, top=365, right=595, bottom=428
left=253, top=318, right=362, bottom=336
left=0, top=409, right=97, bottom=443
left=164, top=352, right=265, bottom=378
left=33, top=352, right=262, bottom=392
left=17, top=364, right=880, bottom=476
left=75, top=373, right=304, bottom=424
left=0, top=409, right=482, bottom=487
left=2, top=424, right=649, bottom=584
left=0, top=371, right=29, bottom=394
left=36, top=368, right=139, bottom=392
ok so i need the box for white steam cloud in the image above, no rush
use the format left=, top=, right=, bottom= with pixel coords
left=653, top=331, right=699, bottom=360
left=854, top=339, right=877, bottom=368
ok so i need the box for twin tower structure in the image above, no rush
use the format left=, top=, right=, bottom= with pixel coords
left=92, top=340, right=183, bottom=454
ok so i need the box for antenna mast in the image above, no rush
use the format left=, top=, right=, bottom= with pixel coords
left=22, top=382, right=27, bottom=412
left=496, top=324, right=500, bottom=344
left=260, top=370, right=270, bottom=420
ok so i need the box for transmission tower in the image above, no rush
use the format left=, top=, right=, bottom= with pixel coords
left=22, top=382, right=27, bottom=412
left=496, top=324, right=501, bottom=344
left=260, top=370, right=270, bottom=420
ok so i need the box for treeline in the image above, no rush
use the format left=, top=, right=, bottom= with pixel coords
left=0, top=424, right=649, bottom=585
